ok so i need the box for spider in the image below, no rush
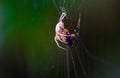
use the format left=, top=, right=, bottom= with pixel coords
left=54, top=12, right=76, bottom=50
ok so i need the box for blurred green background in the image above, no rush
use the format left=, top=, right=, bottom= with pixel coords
left=0, top=0, right=120, bottom=78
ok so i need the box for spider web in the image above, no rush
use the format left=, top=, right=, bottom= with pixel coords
left=52, top=0, right=87, bottom=78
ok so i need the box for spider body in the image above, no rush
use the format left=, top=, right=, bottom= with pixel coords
left=54, top=20, right=76, bottom=50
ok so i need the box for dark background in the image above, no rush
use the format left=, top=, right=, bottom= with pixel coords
left=0, top=0, right=120, bottom=78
